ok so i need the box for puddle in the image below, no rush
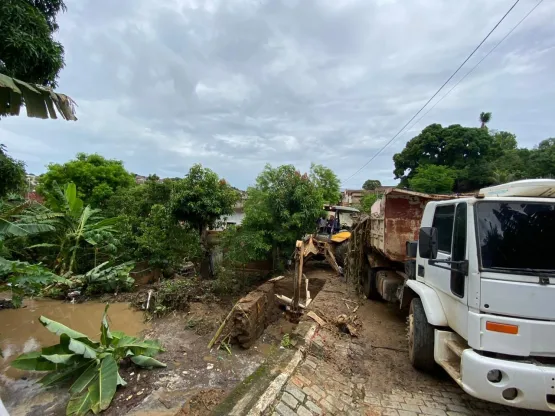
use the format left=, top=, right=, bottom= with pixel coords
left=0, top=298, right=148, bottom=414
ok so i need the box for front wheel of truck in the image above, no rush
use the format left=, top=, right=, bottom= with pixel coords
left=408, top=298, right=435, bottom=372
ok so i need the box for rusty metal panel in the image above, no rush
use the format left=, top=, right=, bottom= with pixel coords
left=383, top=193, right=432, bottom=262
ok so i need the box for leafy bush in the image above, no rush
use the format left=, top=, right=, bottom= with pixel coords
left=0, top=258, right=70, bottom=307
left=11, top=305, right=165, bottom=415
left=73, top=261, right=135, bottom=295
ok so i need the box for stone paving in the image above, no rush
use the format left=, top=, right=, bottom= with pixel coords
left=268, top=350, right=540, bottom=416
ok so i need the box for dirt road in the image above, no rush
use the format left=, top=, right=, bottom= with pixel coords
left=266, top=269, right=544, bottom=416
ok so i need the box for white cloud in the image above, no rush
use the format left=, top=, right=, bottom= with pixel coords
left=1, top=0, right=554, bottom=189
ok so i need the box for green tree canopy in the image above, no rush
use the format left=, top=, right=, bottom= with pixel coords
left=527, top=138, right=555, bottom=179
left=242, top=164, right=324, bottom=268
left=0, top=0, right=65, bottom=88
left=37, top=153, right=135, bottom=208
left=106, top=176, right=200, bottom=270
left=408, top=165, right=456, bottom=194
left=480, top=111, right=492, bottom=129
left=0, top=144, right=26, bottom=198
left=171, top=165, right=239, bottom=278
left=362, top=179, right=381, bottom=191
left=393, top=123, right=494, bottom=192
left=309, top=163, right=341, bottom=204
left=359, top=193, right=378, bottom=213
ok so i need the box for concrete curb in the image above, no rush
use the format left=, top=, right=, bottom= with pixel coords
left=245, top=323, right=317, bottom=416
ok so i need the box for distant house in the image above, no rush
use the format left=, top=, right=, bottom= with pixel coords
left=342, top=189, right=364, bottom=206
left=342, top=186, right=396, bottom=206
left=135, top=175, right=147, bottom=184
left=26, top=174, right=38, bottom=192
left=216, top=189, right=248, bottom=230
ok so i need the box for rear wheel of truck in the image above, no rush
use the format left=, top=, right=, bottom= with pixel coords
left=363, top=268, right=380, bottom=300
left=408, top=298, right=435, bottom=372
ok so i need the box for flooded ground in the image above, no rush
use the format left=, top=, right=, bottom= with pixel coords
left=0, top=299, right=148, bottom=415
left=0, top=298, right=291, bottom=416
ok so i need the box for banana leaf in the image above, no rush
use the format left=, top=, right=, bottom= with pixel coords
left=40, top=316, right=99, bottom=348
left=68, top=361, right=98, bottom=394
left=100, top=304, right=113, bottom=347
left=10, top=351, right=58, bottom=371
left=40, top=360, right=94, bottom=387
left=130, top=355, right=166, bottom=369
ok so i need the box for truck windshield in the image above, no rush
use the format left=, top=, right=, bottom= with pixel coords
left=476, top=201, right=555, bottom=272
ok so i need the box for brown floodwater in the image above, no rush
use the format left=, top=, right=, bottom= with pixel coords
left=0, top=299, right=148, bottom=380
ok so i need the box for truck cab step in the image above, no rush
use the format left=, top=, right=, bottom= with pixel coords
left=446, top=338, right=467, bottom=358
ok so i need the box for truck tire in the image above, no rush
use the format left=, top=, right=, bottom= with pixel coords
left=408, top=298, right=435, bottom=372
left=363, top=268, right=380, bottom=300
left=334, top=241, right=348, bottom=267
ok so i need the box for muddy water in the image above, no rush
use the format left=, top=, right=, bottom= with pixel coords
left=0, top=298, right=148, bottom=414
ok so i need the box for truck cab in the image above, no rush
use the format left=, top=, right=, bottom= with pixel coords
left=409, top=180, right=555, bottom=411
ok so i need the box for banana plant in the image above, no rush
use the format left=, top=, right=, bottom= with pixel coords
left=36, top=182, right=121, bottom=274
left=11, top=305, right=165, bottom=416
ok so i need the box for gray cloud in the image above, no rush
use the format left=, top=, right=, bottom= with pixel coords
left=1, top=0, right=554, bottom=188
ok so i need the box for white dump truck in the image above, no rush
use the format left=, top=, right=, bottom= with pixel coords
left=351, top=180, right=555, bottom=411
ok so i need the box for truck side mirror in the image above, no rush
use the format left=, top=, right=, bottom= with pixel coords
left=419, top=227, right=438, bottom=259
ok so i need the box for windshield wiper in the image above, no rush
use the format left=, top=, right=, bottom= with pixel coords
left=489, top=267, right=555, bottom=278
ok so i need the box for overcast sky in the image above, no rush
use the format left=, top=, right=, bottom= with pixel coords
left=1, top=0, right=554, bottom=189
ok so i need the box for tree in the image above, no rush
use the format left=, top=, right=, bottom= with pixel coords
left=0, top=144, right=26, bottom=198
left=359, top=193, right=378, bottom=213
left=527, top=138, right=555, bottom=179
left=241, top=165, right=324, bottom=269
left=393, top=123, right=494, bottom=192
left=479, top=112, right=492, bottom=129
left=362, top=179, right=381, bottom=191
left=491, top=131, right=517, bottom=153
left=171, top=165, right=239, bottom=278
left=37, top=153, right=135, bottom=208
left=0, top=0, right=65, bottom=88
left=309, top=163, right=341, bottom=204
left=38, top=182, right=120, bottom=274
left=408, top=165, right=456, bottom=194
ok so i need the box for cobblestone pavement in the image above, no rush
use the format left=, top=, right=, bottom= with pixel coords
left=268, top=349, right=541, bottom=416
left=263, top=275, right=544, bottom=416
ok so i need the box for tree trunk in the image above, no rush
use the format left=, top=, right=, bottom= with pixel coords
left=199, top=225, right=212, bottom=279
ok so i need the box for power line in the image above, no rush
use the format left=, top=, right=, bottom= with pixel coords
left=400, top=0, right=543, bottom=142
left=342, top=0, right=521, bottom=183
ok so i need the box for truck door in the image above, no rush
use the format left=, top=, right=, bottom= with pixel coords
left=426, top=202, right=469, bottom=338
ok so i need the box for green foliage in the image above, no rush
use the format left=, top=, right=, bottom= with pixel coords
left=0, top=145, right=26, bottom=198
left=408, top=165, right=456, bottom=194
left=73, top=261, right=135, bottom=295
left=527, top=138, right=555, bottom=179
left=0, top=0, right=65, bottom=88
left=281, top=333, right=292, bottom=348
left=309, top=163, right=341, bottom=204
left=359, top=193, right=378, bottom=213
left=171, top=165, right=239, bottom=278
left=135, top=204, right=201, bottom=269
left=220, top=226, right=270, bottom=266
left=479, top=111, right=492, bottom=129
left=171, top=164, right=239, bottom=231
left=37, top=153, right=135, bottom=208
left=242, top=164, right=324, bottom=267
left=393, top=123, right=494, bottom=192
left=11, top=305, right=165, bottom=415
left=106, top=176, right=200, bottom=270
left=0, top=257, right=70, bottom=307
left=35, top=183, right=121, bottom=274
left=362, top=179, right=381, bottom=191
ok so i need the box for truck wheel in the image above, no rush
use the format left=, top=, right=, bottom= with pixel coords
left=363, top=268, right=380, bottom=300
left=408, top=298, right=435, bottom=372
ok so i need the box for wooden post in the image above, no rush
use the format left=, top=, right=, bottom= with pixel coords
left=292, top=240, right=304, bottom=312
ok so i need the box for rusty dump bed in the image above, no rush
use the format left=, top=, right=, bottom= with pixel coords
left=370, top=189, right=453, bottom=263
